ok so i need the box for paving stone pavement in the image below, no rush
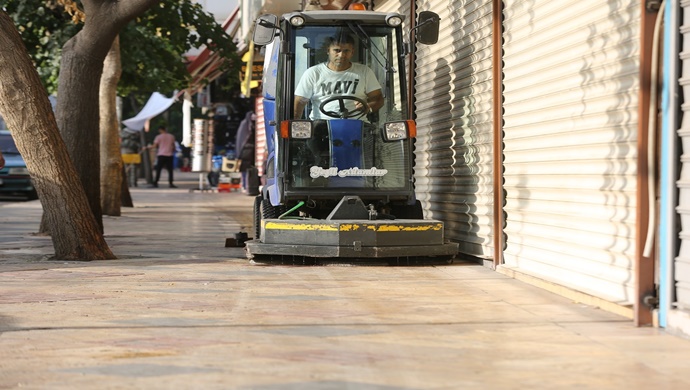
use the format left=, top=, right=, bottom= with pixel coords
left=1, top=171, right=690, bottom=390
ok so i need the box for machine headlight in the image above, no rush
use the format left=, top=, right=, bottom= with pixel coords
left=289, top=15, right=305, bottom=26
left=385, top=14, right=404, bottom=27
left=383, top=121, right=410, bottom=141
left=290, top=121, right=313, bottom=139
left=281, top=120, right=312, bottom=138
left=8, top=167, right=30, bottom=175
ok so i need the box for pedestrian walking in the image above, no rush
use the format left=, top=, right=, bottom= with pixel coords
left=149, top=126, right=177, bottom=188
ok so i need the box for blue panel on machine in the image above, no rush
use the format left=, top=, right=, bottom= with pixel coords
left=329, top=119, right=364, bottom=187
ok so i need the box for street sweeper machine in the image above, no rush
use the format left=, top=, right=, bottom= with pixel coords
left=245, top=2, right=458, bottom=264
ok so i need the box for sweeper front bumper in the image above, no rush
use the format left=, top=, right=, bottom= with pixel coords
left=245, top=219, right=459, bottom=264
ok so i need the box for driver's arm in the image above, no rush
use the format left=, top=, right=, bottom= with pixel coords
left=294, top=95, right=309, bottom=119
left=365, top=89, right=384, bottom=113
left=356, top=89, right=384, bottom=114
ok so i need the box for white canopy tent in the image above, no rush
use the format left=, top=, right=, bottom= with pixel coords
left=122, top=92, right=177, bottom=131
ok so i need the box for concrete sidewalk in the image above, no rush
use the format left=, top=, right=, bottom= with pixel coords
left=0, top=170, right=254, bottom=267
left=1, top=171, right=690, bottom=389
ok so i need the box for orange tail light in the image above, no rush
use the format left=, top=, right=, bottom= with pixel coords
left=407, top=120, right=417, bottom=138
left=280, top=121, right=290, bottom=138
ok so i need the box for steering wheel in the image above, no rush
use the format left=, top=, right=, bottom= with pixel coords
left=319, top=96, right=368, bottom=119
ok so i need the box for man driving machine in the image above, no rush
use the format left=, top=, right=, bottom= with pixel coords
left=294, top=34, right=384, bottom=121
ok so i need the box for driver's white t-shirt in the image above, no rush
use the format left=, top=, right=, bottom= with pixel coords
left=294, top=62, right=382, bottom=120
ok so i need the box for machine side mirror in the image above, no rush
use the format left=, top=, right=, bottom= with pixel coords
left=416, top=11, right=440, bottom=45
left=252, top=14, right=278, bottom=46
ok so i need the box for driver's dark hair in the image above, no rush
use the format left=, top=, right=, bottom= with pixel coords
left=326, top=34, right=355, bottom=47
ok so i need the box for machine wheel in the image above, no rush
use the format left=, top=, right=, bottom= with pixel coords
left=254, top=196, right=289, bottom=241
left=261, top=199, right=289, bottom=219
left=253, top=195, right=263, bottom=240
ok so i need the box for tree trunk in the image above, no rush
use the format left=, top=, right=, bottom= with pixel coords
left=0, top=11, right=115, bottom=260
left=39, top=0, right=158, bottom=234
left=55, top=32, right=109, bottom=232
left=121, top=164, right=134, bottom=207
left=100, top=35, right=123, bottom=216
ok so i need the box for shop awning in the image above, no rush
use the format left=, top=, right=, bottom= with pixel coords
left=186, top=6, right=241, bottom=93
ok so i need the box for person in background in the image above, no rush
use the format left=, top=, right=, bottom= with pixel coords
left=236, top=111, right=255, bottom=192
left=149, top=126, right=177, bottom=188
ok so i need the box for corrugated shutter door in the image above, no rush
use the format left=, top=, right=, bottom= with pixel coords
left=373, top=0, right=409, bottom=15
left=501, top=0, right=640, bottom=304
left=675, top=0, right=690, bottom=310
left=413, top=0, right=495, bottom=257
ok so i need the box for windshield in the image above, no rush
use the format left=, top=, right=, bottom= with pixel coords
left=292, top=25, right=406, bottom=122
left=287, top=24, right=411, bottom=193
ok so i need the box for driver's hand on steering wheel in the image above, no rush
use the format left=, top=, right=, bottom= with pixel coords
left=354, top=101, right=370, bottom=114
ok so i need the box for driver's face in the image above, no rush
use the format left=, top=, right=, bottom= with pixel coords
left=327, top=43, right=354, bottom=70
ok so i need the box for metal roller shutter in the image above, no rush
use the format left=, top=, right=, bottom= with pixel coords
left=501, top=0, right=640, bottom=304
left=374, top=0, right=409, bottom=15
left=413, top=0, right=495, bottom=257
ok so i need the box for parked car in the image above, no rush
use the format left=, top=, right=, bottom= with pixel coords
left=0, top=130, right=37, bottom=200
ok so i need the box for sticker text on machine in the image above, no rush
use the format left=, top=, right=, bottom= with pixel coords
left=310, top=167, right=389, bottom=178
